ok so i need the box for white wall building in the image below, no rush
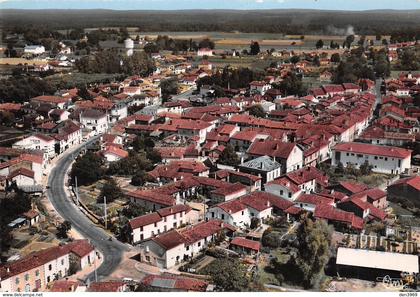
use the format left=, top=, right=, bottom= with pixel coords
left=332, top=142, right=412, bottom=175
left=79, top=110, right=108, bottom=135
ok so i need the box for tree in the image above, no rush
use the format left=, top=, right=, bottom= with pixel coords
left=262, top=229, right=281, bottom=248
left=201, top=258, right=249, bottom=291
left=330, top=53, right=341, bottom=63
left=276, top=72, right=307, bottom=96
left=131, top=171, right=148, bottom=186
left=345, top=35, right=355, bottom=48
left=218, top=145, right=240, bottom=166
left=250, top=217, right=261, bottom=229
left=359, top=160, right=373, bottom=175
left=160, top=77, right=179, bottom=102
left=287, top=217, right=332, bottom=289
left=75, top=49, right=155, bottom=76
left=290, top=55, right=300, bottom=64
left=107, top=151, right=153, bottom=176
left=313, top=55, right=320, bottom=67
left=198, top=38, right=215, bottom=49
left=77, top=86, right=93, bottom=100
left=335, top=162, right=345, bottom=174
left=70, top=152, right=104, bottom=186
left=315, top=39, right=324, bottom=49
left=373, top=50, right=391, bottom=78
left=98, top=178, right=123, bottom=203
left=57, top=220, right=72, bottom=239
left=119, top=202, right=147, bottom=219
left=248, top=104, right=266, bottom=118
left=250, top=41, right=260, bottom=55
left=400, top=49, right=419, bottom=71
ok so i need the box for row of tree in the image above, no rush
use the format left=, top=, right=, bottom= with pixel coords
left=75, top=49, right=155, bottom=75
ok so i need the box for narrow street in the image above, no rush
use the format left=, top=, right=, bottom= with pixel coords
left=46, top=136, right=130, bottom=282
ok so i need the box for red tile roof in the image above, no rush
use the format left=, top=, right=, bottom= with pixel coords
left=389, top=175, right=420, bottom=191
left=129, top=212, right=162, bottom=229
left=142, top=274, right=208, bottom=291
left=102, top=145, right=128, bottom=159
left=338, top=181, right=369, bottom=194
left=88, top=281, right=125, bottom=292
left=248, top=140, right=298, bottom=159
left=0, top=240, right=93, bottom=280
left=296, top=193, right=334, bottom=206
left=8, top=167, right=35, bottom=179
left=230, top=237, right=261, bottom=251
left=314, top=204, right=364, bottom=230
left=211, top=182, right=247, bottom=197
left=333, top=142, right=411, bottom=159
left=50, top=280, right=80, bottom=292
left=266, top=177, right=300, bottom=193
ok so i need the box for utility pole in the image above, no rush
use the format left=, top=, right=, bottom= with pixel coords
left=75, top=176, right=79, bottom=206
left=104, top=196, right=107, bottom=230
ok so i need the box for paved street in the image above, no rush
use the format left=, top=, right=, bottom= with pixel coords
left=46, top=136, right=130, bottom=282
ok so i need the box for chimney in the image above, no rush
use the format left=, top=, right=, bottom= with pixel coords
left=6, top=267, right=10, bottom=273
left=220, top=222, right=224, bottom=228
left=170, top=208, right=173, bottom=213
left=266, top=201, right=270, bottom=207
left=286, top=181, right=290, bottom=187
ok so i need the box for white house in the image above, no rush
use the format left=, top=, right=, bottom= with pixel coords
left=101, top=145, right=128, bottom=162
left=0, top=240, right=95, bottom=293
left=138, top=220, right=235, bottom=269
left=13, top=134, right=56, bottom=160
left=79, top=109, right=108, bottom=135
left=247, top=140, right=304, bottom=174
left=332, top=142, right=412, bottom=175
left=24, top=45, right=45, bottom=55
left=129, top=204, right=196, bottom=243
left=197, top=48, right=213, bottom=57
left=249, top=81, right=272, bottom=96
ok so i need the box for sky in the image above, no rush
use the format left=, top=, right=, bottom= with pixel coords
left=0, top=0, right=419, bottom=10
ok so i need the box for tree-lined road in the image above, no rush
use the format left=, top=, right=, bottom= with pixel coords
left=47, top=137, right=129, bottom=282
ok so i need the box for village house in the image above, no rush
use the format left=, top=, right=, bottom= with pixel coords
left=0, top=154, right=45, bottom=187
left=249, top=81, right=272, bottom=95
left=229, top=237, right=261, bottom=255
left=238, top=155, right=282, bottom=186
left=87, top=281, right=127, bottom=292
left=197, top=48, right=213, bottom=57
left=212, top=169, right=262, bottom=192
left=13, top=134, right=56, bottom=160
left=206, top=191, right=297, bottom=228
left=141, top=274, right=210, bottom=292
left=138, top=220, right=235, bottom=269
left=101, top=145, right=128, bottom=162
left=0, top=240, right=96, bottom=292
left=24, top=45, right=45, bottom=55
left=247, top=139, right=304, bottom=173
left=148, top=161, right=209, bottom=183
left=332, top=142, right=412, bottom=175
left=387, top=176, right=420, bottom=208
left=129, top=204, right=196, bottom=243
left=264, top=166, right=328, bottom=201
left=79, top=109, right=109, bottom=135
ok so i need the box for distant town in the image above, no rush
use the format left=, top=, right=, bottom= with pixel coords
left=0, top=7, right=419, bottom=294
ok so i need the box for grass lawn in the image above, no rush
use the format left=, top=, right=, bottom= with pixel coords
left=45, top=72, right=122, bottom=88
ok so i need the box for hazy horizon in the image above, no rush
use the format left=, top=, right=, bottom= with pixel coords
left=0, top=0, right=419, bottom=11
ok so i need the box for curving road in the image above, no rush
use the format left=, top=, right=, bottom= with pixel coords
left=47, top=136, right=130, bottom=282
